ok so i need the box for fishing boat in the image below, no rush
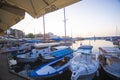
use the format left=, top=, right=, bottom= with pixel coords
left=16, top=42, right=60, bottom=63
left=69, top=45, right=99, bottom=80
left=113, top=39, right=120, bottom=45
left=113, top=39, right=120, bottom=49
left=99, top=47, right=120, bottom=80
left=16, top=42, right=73, bottom=63
left=29, top=54, right=73, bottom=79
left=0, top=42, right=31, bottom=54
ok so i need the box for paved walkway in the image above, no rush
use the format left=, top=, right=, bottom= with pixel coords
left=0, top=53, right=28, bottom=80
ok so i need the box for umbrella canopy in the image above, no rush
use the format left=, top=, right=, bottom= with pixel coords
left=5, top=0, right=80, bottom=18
left=0, top=2, right=25, bottom=35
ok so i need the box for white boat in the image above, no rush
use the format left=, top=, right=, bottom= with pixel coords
left=99, top=47, right=120, bottom=80
left=16, top=43, right=73, bottom=63
left=69, top=45, right=99, bottom=80
left=0, top=43, right=31, bottom=54
left=16, top=43, right=59, bottom=63
left=29, top=54, right=73, bottom=79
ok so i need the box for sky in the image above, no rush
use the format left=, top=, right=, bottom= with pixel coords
left=12, top=0, right=120, bottom=38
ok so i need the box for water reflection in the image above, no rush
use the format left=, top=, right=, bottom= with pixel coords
left=72, top=40, right=114, bottom=53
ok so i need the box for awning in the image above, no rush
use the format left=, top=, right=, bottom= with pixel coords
left=0, top=2, right=25, bottom=35
left=5, top=0, right=80, bottom=18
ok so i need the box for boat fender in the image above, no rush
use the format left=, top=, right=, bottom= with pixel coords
left=73, top=72, right=76, bottom=75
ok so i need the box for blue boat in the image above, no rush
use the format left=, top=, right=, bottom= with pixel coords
left=29, top=54, right=73, bottom=79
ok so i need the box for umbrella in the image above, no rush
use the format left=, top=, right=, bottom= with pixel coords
left=5, top=0, right=80, bottom=18
left=0, top=2, right=25, bottom=35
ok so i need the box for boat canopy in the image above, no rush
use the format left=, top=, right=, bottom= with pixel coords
left=34, top=43, right=60, bottom=48
left=99, top=47, right=120, bottom=53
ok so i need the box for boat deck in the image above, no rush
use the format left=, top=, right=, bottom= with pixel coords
left=0, top=53, right=29, bottom=80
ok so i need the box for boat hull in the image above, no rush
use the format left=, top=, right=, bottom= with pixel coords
left=100, top=61, right=120, bottom=80
left=17, top=58, right=37, bottom=63
left=76, top=71, right=96, bottom=80
left=71, top=67, right=98, bottom=80
left=101, top=66, right=120, bottom=80
left=99, top=54, right=120, bottom=80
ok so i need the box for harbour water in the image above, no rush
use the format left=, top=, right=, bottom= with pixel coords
left=72, top=40, right=114, bottom=53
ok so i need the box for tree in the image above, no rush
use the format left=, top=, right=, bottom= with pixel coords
left=26, top=33, right=34, bottom=38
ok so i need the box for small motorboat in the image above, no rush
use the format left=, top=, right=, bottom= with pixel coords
left=16, top=43, right=60, bottom=63
left=69, top=45, right=99, bottom=80
left=99, top=47, right=120, bottom=80
left=29, top=54, right=73, bottom=79
left=70, top=54, right=99, bottom=80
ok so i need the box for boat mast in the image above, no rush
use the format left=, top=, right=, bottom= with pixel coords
left=34, top=27, right=36, bottom=39
left=43, top=15, right=46, bottom=42
left=63, top=8, right=66, bottom=45
left=116, top=25, right=117, bottom=37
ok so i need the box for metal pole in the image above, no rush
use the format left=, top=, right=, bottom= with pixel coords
left=63, top=8, right=66, bottom=45
left=43, top=15, right=46, bottom=42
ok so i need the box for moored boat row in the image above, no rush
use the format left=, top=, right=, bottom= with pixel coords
left=16, top=42, right=73, bottom=63
left=6, top=41, right=120, bottom=80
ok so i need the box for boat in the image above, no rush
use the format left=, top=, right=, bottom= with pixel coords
left=99, top=47, right=120, bottom=80
left=16, top=42, right=60, bottom=63
left=113, top=39, right=120, bottom=49
left=16, top=42, right=73, bottom=63
left=43, top=45, right=73, bottom=62
left=29, top=54, right=73, bottom=79
left=113, top=39, right=120, bottom=45
left=69, top=45, right=99, bottom=80
left=0, top=42, right=31, bottom=54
